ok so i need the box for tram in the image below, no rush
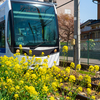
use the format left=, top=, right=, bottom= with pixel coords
left=0, top=0, right=59, bottom=68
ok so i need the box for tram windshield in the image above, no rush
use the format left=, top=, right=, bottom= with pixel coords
left=11, top=2, right=58, bottom=46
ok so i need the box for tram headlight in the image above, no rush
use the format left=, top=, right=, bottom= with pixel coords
left=16, top=49, right=20, bottom=53
left=54, top=49, right=57, bottom=53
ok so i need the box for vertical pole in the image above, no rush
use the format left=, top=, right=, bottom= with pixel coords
left=87, top=40, right=89, bottom=65
left=74, top=0, right=80, bottom=66
left=67, top=42, right=68, bottom=62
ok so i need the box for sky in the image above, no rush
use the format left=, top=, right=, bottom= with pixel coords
left=80, top=0, right=97, bottom=23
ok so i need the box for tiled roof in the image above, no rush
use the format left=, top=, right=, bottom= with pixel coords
left=80, top=19, right=95, bottom=27
left=88, top=19, right=100, bottom=26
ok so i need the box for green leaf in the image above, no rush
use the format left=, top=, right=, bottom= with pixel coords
left=0, top=91, right=2, bottom=100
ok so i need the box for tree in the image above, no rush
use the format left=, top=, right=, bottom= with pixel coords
left=58, top=14, right=74, bottom=42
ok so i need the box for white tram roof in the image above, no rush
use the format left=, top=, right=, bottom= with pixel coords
left=0, top=0, right=54, bottom=8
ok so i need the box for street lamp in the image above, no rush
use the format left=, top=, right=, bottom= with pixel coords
left=92, top=0, right=100, bottom=4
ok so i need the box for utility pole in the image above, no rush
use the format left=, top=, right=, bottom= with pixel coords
left=74, top=0, right=80, bottom=65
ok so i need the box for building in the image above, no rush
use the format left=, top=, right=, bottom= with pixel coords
left=56, top=0, right=74, bottom=16
left=81, top=19, right=100, bottom=40
left=81, top=0, right=100, bottom=41
left=39, top=0, right=74, bottom=16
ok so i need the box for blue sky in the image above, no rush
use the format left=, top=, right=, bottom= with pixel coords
left=80, top=0, right=97, bottom=23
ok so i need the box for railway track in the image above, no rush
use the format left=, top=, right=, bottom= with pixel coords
left=56, top=66, right=100, bottom=100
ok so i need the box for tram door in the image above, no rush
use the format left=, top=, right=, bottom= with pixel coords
left=0, top=21, right=5, bottom=53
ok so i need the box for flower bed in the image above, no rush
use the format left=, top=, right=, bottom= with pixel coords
left=0, top=45, right=100, bottom=100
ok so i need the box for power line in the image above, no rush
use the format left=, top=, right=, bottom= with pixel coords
left=56, top=0, right=74, bottom=9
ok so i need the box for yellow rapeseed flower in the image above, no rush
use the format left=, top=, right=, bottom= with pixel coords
left=29, top=50, right=32, bottom=55
left=76, top=64, right=81, bottom=70
left=14, top=94, right=19, bottom=99
left=87, top=88, right=91, bottom=94
left=66, top=97, right=70, bottom=100
left=24, top=53, right=27, bottom=56
left=44, top=59, right=48, bottom=63
left=19, top=80, right=24, bottom=85
left=77, top=87, right=82, bottom=92
left=47, top=55, right=50, bottom=58
left=13, top=54, right=16, bottom=57
left=62, top=46, right=68, bottom=53
left=94, top=65, right=99, bottom=72
left=87, top=83, right=92, bottom=88
left=78, top=75, right=83, bottom=81
left=54, top=61, right=56, bottom=65
left=19, top=44, right=22, bottom=49
left=15, top=85, right=20, bottom=90
left=69, top=75, right=76, bottom=83
left=10, top=87, right=15, bottom=92
left=91, top=96, right=95, bottom=100
left=50, top=96, right=55, bottom=100
left=65, top=67, right=70, bottom=75
left=41, top=52, right=44, bottom=56
left=28, top=86, right=38, bottom=96
left=98, top=82, right=100, bottom=87
left=42, top=85, right=49, bottom=93
left=68, top=92, right=72, bottom=96
left=31, top=74, right=36, bottom=79
left=7, top=78, right=13, bottom=85
left=84, top=75, right=91, bottom=84
left=52, top=82, right=58, bottom=91
left=70, top=62, right=75, bottom=69
left=88, top=65, right=94, bottom=72
left=64, top=86, right=68, bottom=91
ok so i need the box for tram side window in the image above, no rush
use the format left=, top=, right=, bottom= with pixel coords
left=0, top=21, right=5, bottom=48
left=7, top=15, right=11, bottom=46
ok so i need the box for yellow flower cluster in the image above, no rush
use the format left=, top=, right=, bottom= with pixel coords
left=94, top=65, right=99, bottom=72
left=70, top=62, right=75, bottom=69
left=91, top=96, right=95, bottom=100
left=42, top=85, right=49, bottom=93
left=88, top=65, right=99, bottom=72
left=65, top=67, right=70, bottom=76
left=88, top=65, right=94, bottom=72
left=19, top=44, right=22, bottom=49
left=76, top=64, right=81, bottom=70
left=35, top=58, right=42, bottom=64
left=29, top=50, right=32, bottom=55
left=87, top=88, right=91, bottom=94
left=62, top=46, right=68, bottom=53
left=0, top=50, right=98, bottom=100
left=69, top=75, right=76, bottom=83
left=77, top=87, right=82, bottom=92
left=41, top=52, right=44, bottom=56
left=78, top=75, right=83, bottom=81
left=84, top=75, right=91, bottom=84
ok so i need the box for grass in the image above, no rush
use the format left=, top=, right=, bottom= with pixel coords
left=78, top=70, right=96, bottom=76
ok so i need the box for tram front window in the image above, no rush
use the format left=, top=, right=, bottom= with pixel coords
left=11, top=2, right=58, bottom=46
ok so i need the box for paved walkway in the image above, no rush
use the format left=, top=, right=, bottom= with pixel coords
left=60, top=56, right=100, bottom=65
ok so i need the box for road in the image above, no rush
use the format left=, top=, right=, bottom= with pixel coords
left=60, top=56, right=100, bottom=65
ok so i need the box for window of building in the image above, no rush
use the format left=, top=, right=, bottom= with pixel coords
left=65, top=9, right=71, bottom=14
left=95, top=32, right=98, bottom=38
left=98, top=31, right=100, bottom=38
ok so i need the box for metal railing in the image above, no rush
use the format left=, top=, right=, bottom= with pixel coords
left=60, top=40, right=100, bottom=65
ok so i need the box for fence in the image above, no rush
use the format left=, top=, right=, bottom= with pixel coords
left=60, top=40, right=100, bottom=65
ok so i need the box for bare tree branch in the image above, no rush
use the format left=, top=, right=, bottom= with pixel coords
left=58, top=13, right=74, bottom=42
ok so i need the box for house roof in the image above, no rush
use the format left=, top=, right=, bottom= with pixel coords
left=88, top=19, right=100, bottom=26
left=80, top=20, right=95, bottom=28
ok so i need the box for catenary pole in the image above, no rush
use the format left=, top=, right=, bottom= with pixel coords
left=74, top=0, right=80, bottom=65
